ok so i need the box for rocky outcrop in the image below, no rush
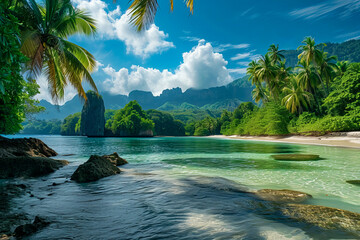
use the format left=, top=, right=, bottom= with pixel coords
left=14, top=216, right=50, bottom=238
left=0, top=136, right=57, bottom=158
left=254, top=189, right=312, bottom=203
left=346, top=180, right=360, bottom=186
left=0, top=137, right=67, bottom=179
left=271, top=154, right=320, bottom=161
left=0, top=157, right=68, bottom=178
left=281, top=204, right=360, bottom=235
left=102, top=152, right=128, bottom=166
left=80, top=91, right=105, bottom=137
left=71, top=155, right=121, bottom=183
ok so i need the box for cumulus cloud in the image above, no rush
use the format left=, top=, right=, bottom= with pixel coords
left=102, top=41, right=233, bottom=96
left=73, top=0, right=174, bottom=57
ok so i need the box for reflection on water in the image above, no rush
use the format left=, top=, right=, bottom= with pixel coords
left=2, top=135, right=360, bottom=239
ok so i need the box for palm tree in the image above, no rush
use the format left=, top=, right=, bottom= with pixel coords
left=256, top=54, right=278, bottom=100
left=336, top=61, right=349, bottom=76
left=15, top=0, right=97, bottom=102
left=319, top=52, right=338, bottom=93
left=247, top=60, right=260, bottom=85
left=252, top=85, right=268, bottom=104
left=127, top=0, right=194, bottom=31
left=268, top=44, right=284, bottom=64
left=297, top=37, right=325, bottom=66
left=282, top=76, right=313, bottom=114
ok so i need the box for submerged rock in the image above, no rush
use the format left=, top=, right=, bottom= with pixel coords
left=102, top=152, right=128, bottom=166
left=14, top=216, right=50, bottom=238
left=80, top=91, right=105, bottom=137
left=255, top=189, right=312, bottom=203
left=271, top=154, right=320, bottom=161
left=0, top=136, right=57, bottom=158
left=281, top=203, right=360, bottom=235
left=71, top=155, right=121, bottom=183
left=346, top=180, right=360, bottom=186
left=0, top=157, right=68, bottom=179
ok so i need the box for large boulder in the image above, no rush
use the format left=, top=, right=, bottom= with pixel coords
left=14, top=216, right=50, bottom=238
left=102, top=152, right=128, bottom=166
left=80, top=91, right=105, bottom=137
left=0, top=157, right=68, bottom=178
left=254, top=189, right=312, bottom=203
left=0, top=136, right=57, bottom=158
left=71, top=155, right=121, bottom=183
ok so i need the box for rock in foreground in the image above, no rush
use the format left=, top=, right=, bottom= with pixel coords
left=255, top=189, right=312, bottom=203
left=71, top=155, right=121, bottom=183
left=0, top=136, right=57, bottom=158
left=0, top=157, right=68, bottom=178
left=14, top=216, right=50, bottom=238
left=281, top=203, right=360, bottom=235
left=102, top=152, right=128, bottom=166
left=271, top=154, right=320, bottom=161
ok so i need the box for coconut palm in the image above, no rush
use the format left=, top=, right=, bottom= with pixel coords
left=297, top=37, right=325, bottom=66
left=252, top=85, right=268, bottom=104
left=336, top=61, right=349, bottom=76
left=256, top=54, right=278, bottom=99
left=16, top=0, right=97, bottom=102
left=282, top=76, right=313, bottom=114
left=319, top=52, right=338, bottom=93
left=268, top=44, right=284, bottom=64
left=247, top=60, right=260, bottom=85
left=127, top=0, right=194, bottom=31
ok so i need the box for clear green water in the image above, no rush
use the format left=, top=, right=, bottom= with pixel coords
left=2, top=135, right=360, bottom=239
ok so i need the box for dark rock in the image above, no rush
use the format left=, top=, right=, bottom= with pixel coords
left=346, top=180, right=360, bottom=186
left=14, top=216, right=50, bottom=238
left=71, top=155, right=121, bottom=183
left=254, top=189, right=312, bottom=203
left=281, top=204, right=360, bottom=235
left=271, top=154, right=320, bottom=161
left=0, top=136, right=57, bottom=158
left=0, top=157, right=68, bottom=178
left=102, top=152, right=128, bottom=166
left=80, top=91, right=105, bottom=137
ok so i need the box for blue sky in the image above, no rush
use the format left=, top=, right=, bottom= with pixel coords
left=36, top=0, right=360, bottom=103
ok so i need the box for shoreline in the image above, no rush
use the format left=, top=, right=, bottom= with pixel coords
left=208, top=133, right=360, bottom=149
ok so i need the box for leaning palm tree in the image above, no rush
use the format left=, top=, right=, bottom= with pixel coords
left=16, top=0, right=97, bottom=102
left=247, top=60, right=260, bottom=85
left=268, top=44, right=285, bottom=64
left=127, top=0, right=194, bottom=31
left=282, top=76, right=313, bottom=114
left=252, top=85, right=268, bottom=104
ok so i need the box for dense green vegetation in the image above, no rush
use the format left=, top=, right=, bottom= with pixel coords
left=186, top=38, right=360, bottom=136
left=21, top=120, right=61, bottom=135
left=0, top=4, right=43, bottom=134
left=146, top=110, right=185, bottom=136
left=61, top=113, right=81, bottom=136
left=106, top=101, right=154, bottom=136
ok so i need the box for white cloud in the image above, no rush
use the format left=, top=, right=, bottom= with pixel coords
left=93, top=60, right=104, bottom=72
left=290, top=0, right=360, bottom=20
left=35, top=75, right=78, bottom=105
left=181, top=36, right=203, bottom=42
left=228, top=68, right=247, bottom=75
left=73, top=0, right=174, bottom=58
left=102, top=41, right=233, bottom=95
left=230, top=53, right=251, bottom=61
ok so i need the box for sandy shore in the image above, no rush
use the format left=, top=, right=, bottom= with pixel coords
left=209, top=132, right=360, bottom=149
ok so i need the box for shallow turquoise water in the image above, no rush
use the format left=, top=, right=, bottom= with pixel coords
left=2, top=135, right=360, bottom=239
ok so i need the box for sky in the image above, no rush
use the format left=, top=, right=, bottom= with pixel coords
left=36, top=0, right=360, bottom=104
